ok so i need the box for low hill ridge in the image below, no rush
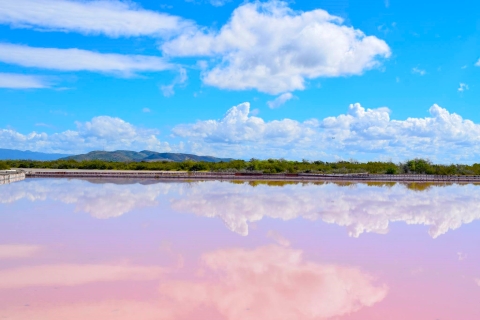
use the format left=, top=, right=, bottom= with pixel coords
left=0, top=148, right=72, bottom=161
left=61, top=150, right=233, bottom=163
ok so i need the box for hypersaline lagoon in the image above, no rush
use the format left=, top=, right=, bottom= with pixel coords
left=1, top=178, right=479, bottom=319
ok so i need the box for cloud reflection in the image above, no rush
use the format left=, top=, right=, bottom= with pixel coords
left=0, top=244, right=41, bottom=259
left=0, top=264, right=166, bottom=289
left=171, top=181, right=480, bottom=237
left=159, top=245, right=388, bottom=320
left=0, top=179, right=172, bottom=219
left=3, top=179, right=480, bottom=237
left=0, top=245, right=387, bottom=320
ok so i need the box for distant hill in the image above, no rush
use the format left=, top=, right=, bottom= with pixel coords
left=61, top=150, right=234, bottom=163
left=0, top=148, right=72, bottom=161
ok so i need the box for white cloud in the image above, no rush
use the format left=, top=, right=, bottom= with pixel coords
left=0, top=43, right=171, bottom=76
left=0, top=72, right=50, bottom=89
left=172, top=102, right=314, bottom=149
left=160, top=67, right=188, bottom=97
left=0, top=116, right=170, bottom=154
left=142, top=108, right=151, bottom=113
left=267, top=92, right=294, bottom=109
left=475, top=278, right=480, bottom=286
left=458, top=83, right=469, bottom=92
left=162, top=1, right=390, bottom=94
left=0, top=0, right=193, bottom=38
left=6, top=100, right=480, bottom=161
left=170, top=180, right=480, bottom=238
left=412, top=67, right=426, bottom=75
left=172, top=101, right=480, bottom=162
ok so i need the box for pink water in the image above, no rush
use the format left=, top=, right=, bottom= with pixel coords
left=0, top=179, right=479, bottom=319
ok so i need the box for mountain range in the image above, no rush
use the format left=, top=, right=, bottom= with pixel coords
left=61, top=150, right=233, bottom=162
left=0, top=148, right=72, bottom=161
left=0, top=149, right=233, bottom=162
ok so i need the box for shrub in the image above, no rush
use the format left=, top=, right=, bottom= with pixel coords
left=386, top=167, right=397, bottom=174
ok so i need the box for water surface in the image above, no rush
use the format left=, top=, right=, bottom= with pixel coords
left=0, top=179, right=479, bottom=319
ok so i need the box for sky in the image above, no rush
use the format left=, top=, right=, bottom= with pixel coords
left=1, top=0, right=480, bottom=162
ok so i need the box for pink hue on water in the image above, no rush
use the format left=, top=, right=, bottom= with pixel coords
left=0, top=179, right=480, bottom=319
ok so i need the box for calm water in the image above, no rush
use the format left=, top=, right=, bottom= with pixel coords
left=0, top=178, right=479, bottom=320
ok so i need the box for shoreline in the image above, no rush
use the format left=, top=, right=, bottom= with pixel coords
left=0, top=171, right=26, bottom=185
left=19, top=169, right=480, bottom=183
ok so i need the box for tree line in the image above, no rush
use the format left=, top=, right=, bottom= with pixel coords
left=2, top=158, right=480, bottom=175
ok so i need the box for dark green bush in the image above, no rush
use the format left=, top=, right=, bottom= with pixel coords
left=386, top=167, right=397, bottom=174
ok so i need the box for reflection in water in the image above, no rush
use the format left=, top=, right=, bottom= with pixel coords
left=3, top=179, right=480, bottom=237
left=1, top=301, right=166, bottom=320
left=0, top=264, right=165, bottom=289
left=0, top=245, right=41, bottom=259
left=0, top=245, right=386, bottom=320
left=0, top=179, right=173, bottom=219
left=171, top=181, right=480, bottom=238
left=159, top=245, right=387, bottom=320
left=1, top=179, right=480, bottom=319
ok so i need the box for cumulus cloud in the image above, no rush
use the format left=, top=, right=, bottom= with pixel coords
left=170, top=180, right=480, bottom=238
left=0, top=72, right=51, bottom=89
left=160, top=245, right=387, bottom=320
left=172, top=102, right=316, bottom=156
left=0, top=43, right=171, bottom=76
left=173, top=101, right=480, bottom=162
left=267, top=92, right=294, bottom=109
left=0, top=115, right=170, bottom=154
left=162, top=1, right=390, bottom=94
left=0, top=0, right=193, bottom=38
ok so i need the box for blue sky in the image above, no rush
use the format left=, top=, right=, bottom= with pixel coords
left=1, top=0, right=480, bottom=162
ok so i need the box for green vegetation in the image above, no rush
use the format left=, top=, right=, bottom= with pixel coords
left=2, top=157, right=480, bottom=175
left=0, top=162, right=9, bottom=170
